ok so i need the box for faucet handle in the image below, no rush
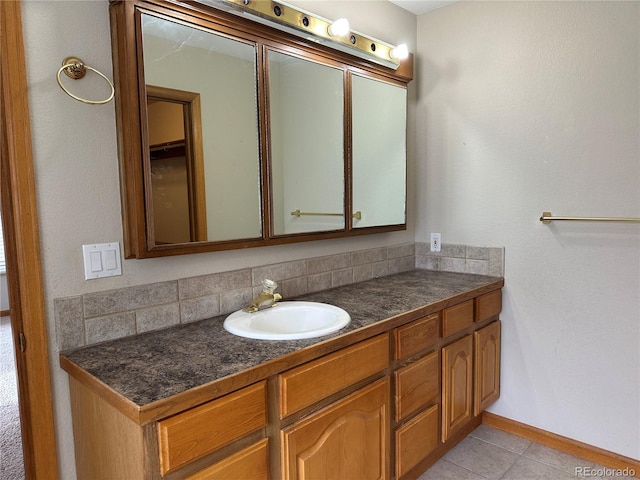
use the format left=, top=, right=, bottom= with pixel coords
left=262, top=279, right=277, bottom=293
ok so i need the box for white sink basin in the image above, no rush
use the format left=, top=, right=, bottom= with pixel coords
left=223, top=301, right=350, bottom=340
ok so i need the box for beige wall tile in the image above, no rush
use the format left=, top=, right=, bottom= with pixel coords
left=136, top=303, right=180, bottom=333
left=440, top=244, right=466, bottom=258
left=307, top=272, right=332, bottom=293
left=180, top=295, right=220, bottom=323
left=179, top=269, right=251, bottom=299
left=416, top=255, right=439, bottom=270
left=332, top=268, right=354, bottom=287
left=280, top=277, right=308, bottom=299
left=252, top=260, right=306, bottom=285
left=85, top=312, right=136, bottom=345
left=371, top=261, right=389, bottom=278
left=54, top=296, right=85, bottom=350
left=489, top=248, right=505, bottom=276
left=83, top=281, right=178, bottom=318
left=440, top=257, right=466, bottom=273
left=387, top=243, right=415, bottom=258
left=467, top=246, right=490, bottom=260
left=465, top=259, right=489, bottom=275
left=414, top=242, right=429, bottom=256
left=307, top=253, right=352, bottom=274
left=351, top=247, right=387, bottom=265
left=353, top=263, right=374, bottom=283
left=389, top=255, right=415, bottom=274
left=220, top=288, right=254, bottom=314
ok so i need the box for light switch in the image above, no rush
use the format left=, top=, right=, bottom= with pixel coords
left=82, top=242, right=122, bottom=280
left=89, top=251, right=103, bottom=272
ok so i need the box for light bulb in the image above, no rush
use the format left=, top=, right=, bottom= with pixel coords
left=328, top=18, right=350, bottom=37
left=390, top=43, right=409, bottom=60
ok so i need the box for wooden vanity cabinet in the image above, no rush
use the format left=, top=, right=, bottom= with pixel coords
left=66, top=286, right=502, bottom=480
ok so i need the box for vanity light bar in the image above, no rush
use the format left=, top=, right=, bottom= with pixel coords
left=198, top=0, right=406, bottom=70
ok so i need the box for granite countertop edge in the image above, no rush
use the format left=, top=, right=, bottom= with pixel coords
left=60, top=269, right=504, bottom=417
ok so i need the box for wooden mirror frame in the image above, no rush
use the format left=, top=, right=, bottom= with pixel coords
left=110, top=0, right=413, bottom=258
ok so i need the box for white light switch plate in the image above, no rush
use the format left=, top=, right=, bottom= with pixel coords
left=82, top=242, right=122, bottom=280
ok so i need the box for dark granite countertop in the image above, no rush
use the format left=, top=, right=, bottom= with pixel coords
left=61, top=270, right=502, bottom=416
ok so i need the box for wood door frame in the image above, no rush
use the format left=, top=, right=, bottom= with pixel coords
left=146, top=85, right=207, bottom=243
left=0, top=1, right=59, bottom=478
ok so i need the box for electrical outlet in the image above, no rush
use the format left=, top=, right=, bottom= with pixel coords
left=430, top=233, right=441, bottom=252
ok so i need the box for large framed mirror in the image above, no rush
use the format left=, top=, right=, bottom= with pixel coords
left=141, top=12, right=263, bottom=246
left=268, top=49, right=345, bottom=236
left=110, top=0, right=412, bottom=258
left=351, top=73, right=407, bottom=228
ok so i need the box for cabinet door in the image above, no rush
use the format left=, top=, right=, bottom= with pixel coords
left=474, top=320, right=501, bottom=415
left=441, top=335, right=473, bottom=442
left=281, top=378, right=389, bottom=480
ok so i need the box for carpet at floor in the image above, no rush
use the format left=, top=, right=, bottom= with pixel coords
left=0, top=316, right=25, bottom=480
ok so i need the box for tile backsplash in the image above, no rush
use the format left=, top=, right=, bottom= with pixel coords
left=415, top=242, right=504, bottom=277
left=55, top=242, right=503, bottom=351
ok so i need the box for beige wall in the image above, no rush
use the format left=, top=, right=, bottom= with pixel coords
left=20, top=2, right=416, bottom=478
left=416, top=1, right=639, bottom=460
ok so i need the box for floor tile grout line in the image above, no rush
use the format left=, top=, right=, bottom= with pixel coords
left=467, top=429, right=587, bottom=480
left=469, top=433, right=532, bottom=456
left=441, top=458, right=495, bottom=480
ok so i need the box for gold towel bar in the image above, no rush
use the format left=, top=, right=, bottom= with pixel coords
left=540, top=212, right=640, bottom=224
left=291, top=209, right=362, bottom=220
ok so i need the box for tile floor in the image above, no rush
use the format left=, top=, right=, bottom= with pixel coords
left=417, top=425, right=636, bottom=480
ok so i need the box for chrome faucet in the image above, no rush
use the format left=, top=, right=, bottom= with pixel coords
left=244, top=279, right=282, bottom=313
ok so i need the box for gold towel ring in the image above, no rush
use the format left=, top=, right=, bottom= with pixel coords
left=56, top=56, right=114, bottom=105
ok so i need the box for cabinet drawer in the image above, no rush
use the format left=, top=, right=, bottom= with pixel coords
left=442, top=300, right=474, bottom=338
left=395, top=351, right=439, bottom=421
left=185, top=439, right=269, bottom=480
left=394, top=314, right=438, bottom=360
left=158, top=381, right=267, bottom=475
left=475, top=290, right=502, bottom=323
left=279, top=334, right=389, bottom=418
left=395, top=404, right=439, bottom=478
